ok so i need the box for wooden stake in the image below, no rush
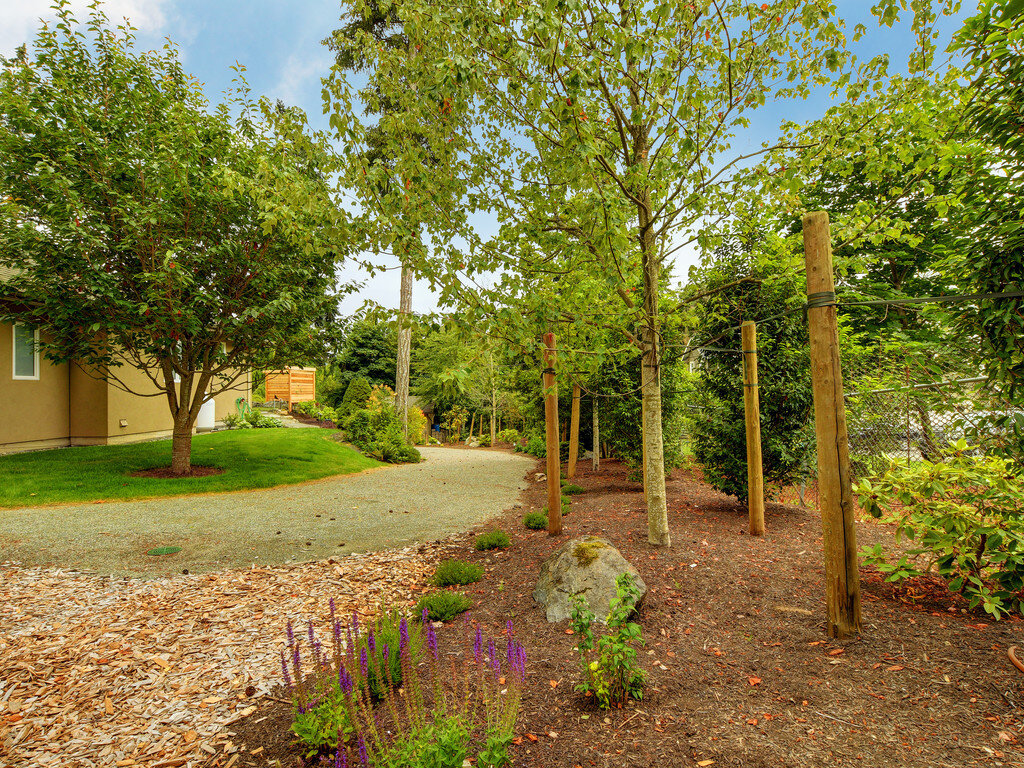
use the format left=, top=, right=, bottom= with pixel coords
left=592, top=397, right=600, bottom=472
left=803, top=210, right=861, bottom=639
left=543, top=333, right=562, bottom=536
left=742, top=321, right=765, bottom=536
left=568, top=384, right=581, bottom=478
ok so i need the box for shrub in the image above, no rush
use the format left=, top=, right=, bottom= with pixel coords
left=246, top=408, right=282, bottom=428
left=340, top=377, right=373, bottom=417
left=570, top=573, right=646, bottom=709
left=416, top=591, right=473, bottom=622
left=431, top=559, right=484, bottom=587
left=407, top=406, right=428, bottom=444
left=282, top=604, right=526, bottom=766
left=496, top=428, right=521, bottom=445
left=478, top=434, right=492, bottom=447
left=474, top=531, right=511, bottom=551
left=523, top=512, right=547, bottom=530
left=345, top=386, right=420, bottom=464
left=562, top=483, right=585, bottom=495
left=524, top=435, right=546, bottom=457
left=857, top=442, right=1024, bottom=619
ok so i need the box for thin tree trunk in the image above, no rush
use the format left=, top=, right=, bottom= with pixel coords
left=592, top=396, right=600, bottom=471
left=395, top=261, right=413, bottom=438
left=489, top=351, right=497, bottom=446
left=638, top=185, right=670, bottom=547
left=170, top=410, right=193, bottom=475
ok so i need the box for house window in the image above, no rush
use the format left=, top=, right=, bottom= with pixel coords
left=12, top=324, right=39, bottom=380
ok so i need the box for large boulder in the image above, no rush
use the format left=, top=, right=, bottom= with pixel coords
left=533, top=536, right=646, bottom=623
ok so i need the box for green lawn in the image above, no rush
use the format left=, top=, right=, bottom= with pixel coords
left=0, top=428, right=380, bottom=508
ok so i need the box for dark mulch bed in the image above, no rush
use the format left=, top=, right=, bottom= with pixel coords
left=128, top=465, right=224, bottom=478
left=232, top=456, right=1024, bottom=768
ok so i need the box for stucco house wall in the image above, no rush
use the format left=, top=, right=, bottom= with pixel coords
left=0, top=321, right=252, bottom=454
left=0, top=324, right=70, bottom=452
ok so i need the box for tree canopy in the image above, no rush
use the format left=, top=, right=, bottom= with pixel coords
left=0, top=4, right=350, bottom=473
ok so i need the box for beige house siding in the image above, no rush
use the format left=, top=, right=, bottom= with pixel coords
left=0, top=326, right=253, bottom=453
left=0, top=323, right=71, bottom=453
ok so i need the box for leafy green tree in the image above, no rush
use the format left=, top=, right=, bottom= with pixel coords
left=330, top=316, right=398, bottom=390
left=325, top=0, right=426, bottom=437
left=0, top=5, right=347, bottom=474
left=950, top=1, right=1024, bottom=399
left=325, top=0, right=926, bottom=547
left=687, top=235, right=814, bottom=502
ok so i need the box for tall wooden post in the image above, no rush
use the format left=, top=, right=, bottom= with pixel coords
left=592, top=397, right=600, bottom=472
left=568, top=384, right=581, bottom=478
left=803, top=211, right=861, bottom=639
left=742, top=322, right=765, bottom=536
left=543, top=333, right=563, bottom=536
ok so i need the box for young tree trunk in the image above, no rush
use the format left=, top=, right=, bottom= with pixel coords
left=170, top=409, right=194, bottom=475
left=395, top=261, right=413, bottom=438
left=489, top=351, right=497, bottom=446
left=638, top=186, right=670, bottom=547
left=592, top=396, right=600, bottom=471
left=568, top=383, right=581, bottom=478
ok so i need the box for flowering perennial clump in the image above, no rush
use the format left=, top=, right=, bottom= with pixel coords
left=282, top=600, right=526, bottom=767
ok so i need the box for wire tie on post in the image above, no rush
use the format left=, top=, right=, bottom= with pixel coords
left=804, top=290, right=837, bottom=322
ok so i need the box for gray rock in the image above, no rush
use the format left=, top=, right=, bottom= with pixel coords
left=533, top=536, right=646, bottom=623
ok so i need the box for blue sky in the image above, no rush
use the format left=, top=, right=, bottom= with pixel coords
left=2, top=1, right=973, bottom=315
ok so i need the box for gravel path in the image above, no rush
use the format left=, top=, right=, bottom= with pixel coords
left=0, top=447, right=535, bottom=577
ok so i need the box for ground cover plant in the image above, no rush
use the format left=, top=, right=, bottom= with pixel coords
left=522, top=512, right=547, bottom=530
left=282, top=604, right=527, bottom=766
left=857, top=441, right=1024, bottom=618
left=0, top=428, right=378, bottom=508
left=430, top=559, right=484, bottom=587
left=415, top=592, right=474, bottom=622
left=474, top=531, right=511, bottom=551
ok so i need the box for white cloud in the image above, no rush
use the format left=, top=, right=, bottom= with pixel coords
left=272, top=50, right=332, bottom=107
left=1, top=0, right=169, bottom=56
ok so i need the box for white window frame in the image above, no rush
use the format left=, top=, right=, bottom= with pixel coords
left=12, top=324, right=40, bottom=381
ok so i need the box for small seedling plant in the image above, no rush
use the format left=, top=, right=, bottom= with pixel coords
left=857, top=441, right=1024, bottom=619
left=570, top=573, right=645, bottom=708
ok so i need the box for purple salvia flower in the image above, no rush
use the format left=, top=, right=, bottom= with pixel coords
left=506, top=619, right=514, bottom=638
left=360, top=647, right=369, bottom=678
left=339, top=665, right=353, bottom=695
left=490, top=640, right=500, bottom=681
left=381, top=641, right=390, bottom=666
left=329, top=597, right=337, bottom=621
left=427, top=621, right=438, bottom=658
left=421, top=606, right=429, bottom=623
left=367, top=628, right=376, bottom=654
left=518, top=644, right=527, bottom=678
left=334, top=620, right=342, bottom=649
left=308, top=619, right=316, bottom=647
left=351, top=612, right=360, bottom=634
left=358, top=736, right=369, bottom=768
left=280, top=650, right=293, bottom=689
left=293, top=643, right=302, bottom=679
left=399, top=616, right=409, bottom=653
left=473, top=625, right=483, bottom=664
left=286, top=620, right=295, bottom=647
left=335, top=746, right=347, bottom=768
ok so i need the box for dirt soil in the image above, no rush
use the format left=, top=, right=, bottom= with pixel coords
left=233, top=456, right=1024, bottom=768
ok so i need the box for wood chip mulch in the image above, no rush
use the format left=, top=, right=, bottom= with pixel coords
left=0, top=547, right=442, bottom=768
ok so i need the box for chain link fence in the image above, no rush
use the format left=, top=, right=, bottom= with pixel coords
left=842, top=335, right=1021, bottom=477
